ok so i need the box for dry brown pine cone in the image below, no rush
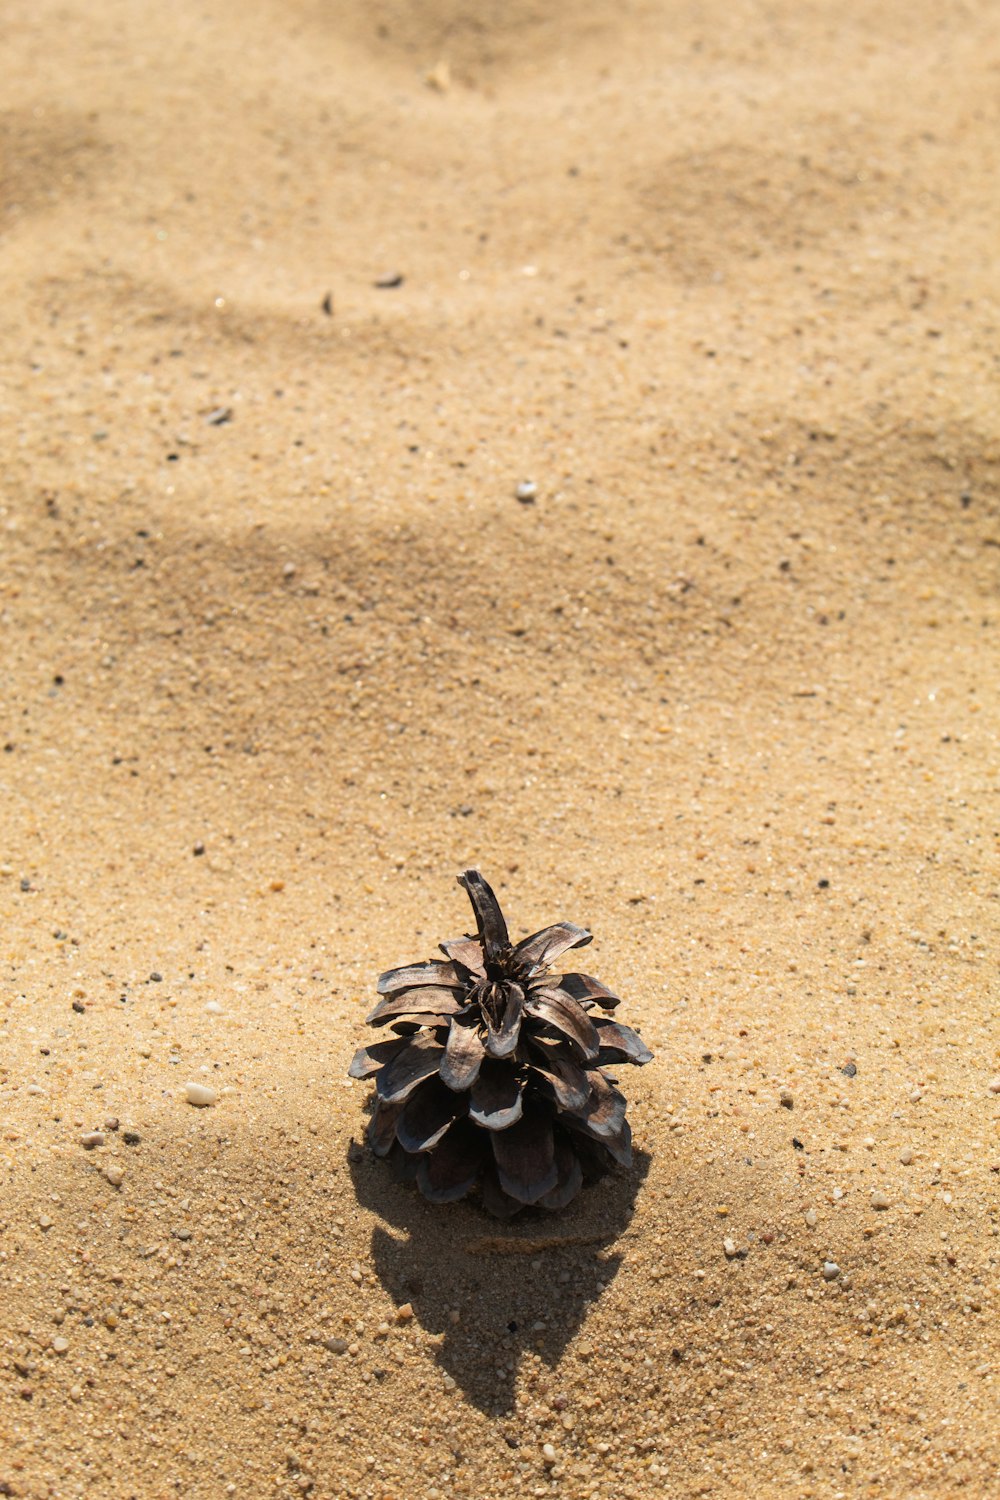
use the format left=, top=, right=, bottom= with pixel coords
left=349, top=869, right=652, bottom=1216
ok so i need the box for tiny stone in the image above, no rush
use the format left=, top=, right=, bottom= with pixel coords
left=871, top=1190, right=890, bottom=1210
left=184, top=1081, right=217, bottom=1107
left=863, top=1137, right=876, bottom=1149
left=989, top=1078, right=1000, bottom=1095
left=123, top=1131, right=141, bottom=1145
left=900, top=1146, right=914, bottom=1165
left=515, top=480, right=537, bottom=503
left=80, top=1131, right=105, bottom=1150
left=104, top=1116, right=120, bottom=1132
left=779, top=1088, right=794, bottom=1109
left=804, top=1209, right=817, bottom=1227
left=541, top=1443, right=557, bottom=1465
left=104, top=1311, right=118, bottom=1329
left=323, top=1338, right=349, bottom=1355
left=38, top=1214, right=54, bottom=1230
left=51, top=1336, right=69, bottom=1355
left=204, top=1000, right=223, bottom=1014
left=193, top=841, right=206, bottom=856
left=723, top=1237, right=737, bottom=1258
left=105, top=1166, right=124, bottom=1188
left=173, top=1227, right=192, bottom=1241
left=822, top=1261, right=841, bottom=1280
left=396, top=1303, right=413, bottom=1323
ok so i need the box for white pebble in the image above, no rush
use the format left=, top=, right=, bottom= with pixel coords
left=900, top=1146, right=914, bottom=1165
left=184, top=1081, right=217, bottom=1107
left=804, top=1208, right=817, bottom=1227
left=515, top=480, right=537, bottom=502
left=822, top=1261, right=841, bottom=1281
left=204, top=1000, right=224, bottom=1014
left=51, top=1336, right=69, bottom=1354
left=723, top=1237, right=737, bottom=1258
left=871, top=1190, right=890, bottom=1210
left=541, top=1443, right=557, bottom=1465
left=105, top=1166, right=124, bottom=1188
left=80, top=1131, right=105, bottom=1150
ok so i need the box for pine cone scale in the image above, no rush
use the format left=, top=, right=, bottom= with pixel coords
left=367, top=986, right=468, bottom=1026
left=439, top=1015, right=487, bottom=1091
left=512, top=922, right=593, bottom=970
left=377, top=960, right=466, bottom=994
left=396, top=1078, right=464, bottom=1154
left=524, top=988, right=601, bottom=1060
left=469, top=1061, right=523, bottom=1131
left=375, top=1033, right=445, bottom=1103
left=492, top=1105, right=559, bottom=1204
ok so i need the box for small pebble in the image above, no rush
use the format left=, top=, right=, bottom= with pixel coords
left=515, top=480, right=537, bottom=503
left=104, top=1116, right=120, bottom=1132
left=779, top=1088, right=794, bottom=1109
left=871, top=1190, right=890, bottom=1210
left=38, top=1215, right=54, bottom=1230
left=123, top=1131, right=141, bottom=1145
left=105, top=1166, right=124, bottom=1188
left=723, top=1237, right=737, bottom=1258
left=80, top=1131, right=105, bottom=1150
left=541, top=1443, right=557, bottom=1465
left=184, top=1081, right=217, bottom=1107
left=204, top=1000, right=223, bottom=1014
left=900, top=1146, right=914, bottom=1165
left=51, top=1336, right=69, bottom=1355
left=396, top=1303, right=413, bottom=1323
left=988, top=1078, right=1000, bottom=1095
left=173, top=1227, right=192, bottom=1241
left=804, top=1209, right=817, bottom=1227
left=822, top=1261, right=841, bottom=1280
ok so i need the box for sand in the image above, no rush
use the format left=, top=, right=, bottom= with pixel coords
left=2, top=0, right=999, bottom=1494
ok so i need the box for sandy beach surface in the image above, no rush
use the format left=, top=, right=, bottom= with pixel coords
left=2, top=0, right=999, bottom=1495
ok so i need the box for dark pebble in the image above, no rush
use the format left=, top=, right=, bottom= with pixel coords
left=792, top=1138, right=804, bottom=1150
left=72, top=1000, right=85, bottom=1014
left=374, top=272, right=404, bottom=289
left=149, top=972, right=163, bottom=983
left=817, top=878, right=830, bottom=888
left=193, top=842, right=205, bottom=856
left=19, top=878, right=31, bottom=892
left=123, top=1132, right=141, bottom=1145
left=841, top=1061, right=857, bottom=1077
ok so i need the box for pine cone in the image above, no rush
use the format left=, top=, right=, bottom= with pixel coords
left=349, top=869, right=652, bottom=1216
